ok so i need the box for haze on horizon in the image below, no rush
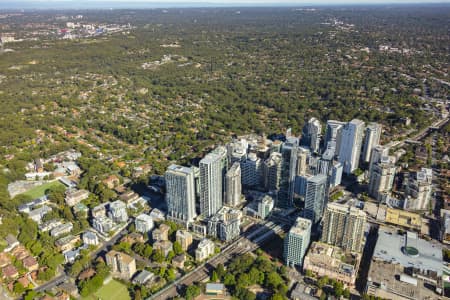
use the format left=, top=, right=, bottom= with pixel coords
left=1, top=0, right=450, bottom=10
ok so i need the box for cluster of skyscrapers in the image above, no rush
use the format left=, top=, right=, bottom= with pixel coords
left=164, top=116, right=428, bottom=267
left=162, top=115, right=440, bottom=296
left=164, top=117, right=388, bottom=239
left=282, top=117, right=384, bottom=270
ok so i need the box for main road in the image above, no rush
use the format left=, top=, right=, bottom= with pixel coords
left=387, top=117, right=449, bottom=149
left=34, top=273, right=69, bottom=293
left=148, top=218, right=291, bottom=299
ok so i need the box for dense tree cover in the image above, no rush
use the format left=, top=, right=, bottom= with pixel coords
left=78, top=259, right=110, bottom=297
left=184, top=285, right=201, bottom=300
left=213, top=252, right=289, bottom=299
left=133, top=242, right=153, bottom=259
left=443, top=249, right=450, bottom=263
left=0, top=8, right=447, bottom=296
left=0, top=6, right=447, bottom=178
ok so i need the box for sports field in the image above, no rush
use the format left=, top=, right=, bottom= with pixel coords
left=81, top=279, right=131, bottom=300
left=21, top=181, right=65, bottom=199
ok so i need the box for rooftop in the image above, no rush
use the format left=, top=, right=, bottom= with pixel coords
left=133, top=270, right=154, bottom=284
left=308, top=174, right=327, bottom=184
left=66, top=189, right=89, bottom=197
left=373, top=227, right=443, bottom=276
left=167, top=164, right=194, bottom=175
left=321, top=148, right=334, bottom=161
left=22, top=256, right=38, bottom=268
left=368, top=260, right=441, bottom=300
left=326, top=202, right=367, bottom=218
left=305, top=242, right=360, bottom=276
left=109, top=200, right=126, bottom=209
left=172, top=254, right=186, bottom=263
left=83, top=231, right=97, bottom=240
left=349, top=118, right=365, bottom=126
left=200, top=152, right=222, bottom=164
left=198, top=238, right=214, bottom=248
left=136, top=213, right=153, bottom=222
left=290, top=282, right=317, bottom=300
left=227, top=162, right=240, bottom=175
left=290, top=217, right=312, bottom=236
left=55, top=235, right=79, bottom=246
left=106, top=250, right=135, bottom=264
left=210, top=206, right=242, bottom=223
left=176, top=230, right=192, bottom=238
left=206, top=283, right=225, bottom=291
left=5, top=234, right=18, bottom=246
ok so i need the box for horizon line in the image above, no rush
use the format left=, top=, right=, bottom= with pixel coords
left=1, top=1, right=450, bottom=10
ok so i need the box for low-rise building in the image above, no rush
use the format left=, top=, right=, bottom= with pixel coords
left=25, top=172, right=51, bottom=180
left=172, top=254, right=186, bottom=269
left=290, top=282, right=319, bottom=300
left=59, top=177, right=77, bottom=188
left=149, top=208, right=165, bottom=221
left=18, top=196, right=50, bottom=214
left=152, top=224, right=170, bottom=241
left=82, top=231, right=99, bottom=246
left=366, top=227, right=444, bottom=299
left=102, top=175, right=120, bottom=189
left=92, top=216, right=115, bottom=235
left=50, top=223, right=73, bottom=237
left=385, top=207, right=422, bottom=231
left=2, top=264, right=18, bottom=279
left=208, top=206, right=242, bottom=242
left=135, top=214, right=154, bottom=233
left=121, top=233, right=144, bottom=245
left=39, top=219, right=63, bottom=232
left=190, top=223, right=207, bottom=236
left=119, top=191, right=140, bottom=205
left=105, top=250, right=136, bottom=280
left=64, top=248, right=81, bottom=264
left=205, top=283, right=225, bottom=296
left=303, top=242, right=361, bottom=287
left=28, top=205, right=52, bottom=224
left=22, top=256, right=39, bottom=272
left=57, top=282, right=79, bottom=299
left=4, top=234, right=19, bottom=252
left=64, top=162, right=81, bottom=176
left=176, top=230, right=193, bottom=251
left=257, top=195, right=274, bottom=219
left=91, top=203, right=107, bottom=218
left=132, top=270, right=154, bottom=285
left=153, top=240, right=173, bottom=257
left=65, top=189, right=89, bottom=206
left=108, top=200, right=128, bottom=223
left=18, top=203, right=31, bottom=214
left=11, top=245, right=30, bottom=261
left=17, top=276, right=30, bottom=290
left=195, top=238, right=215, bottom=261
left=72, top=203, right=89, bottom=216
left=55, top=235, right=80, bottom=252
left=0, top=253, right=11, bottom=268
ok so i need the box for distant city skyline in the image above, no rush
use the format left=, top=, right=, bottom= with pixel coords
left=1, top=0, right=449, bottom=10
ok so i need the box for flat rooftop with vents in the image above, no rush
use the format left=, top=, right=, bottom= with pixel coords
left=373, top=227, right=443, bottom=276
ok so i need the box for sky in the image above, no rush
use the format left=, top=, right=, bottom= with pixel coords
left=3, top=0, right=450, bottom=3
